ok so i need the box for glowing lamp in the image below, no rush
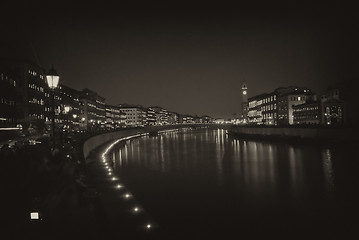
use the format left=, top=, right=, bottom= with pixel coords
left=46, top=66, right=60, bottom=89
left=30, top=212, right=40, bottom=220
left=63, top=106, right=71, bottom=113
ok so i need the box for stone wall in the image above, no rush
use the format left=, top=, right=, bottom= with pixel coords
left=229, top=126, right=357, bottom=143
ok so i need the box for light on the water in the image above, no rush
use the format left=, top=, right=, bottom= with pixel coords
left=146, top=224, right=152, bottom=229
left=116, top=184, right=123, bottom=189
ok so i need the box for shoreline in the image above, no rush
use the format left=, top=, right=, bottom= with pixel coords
left=228, top=126, right=359, bottom=147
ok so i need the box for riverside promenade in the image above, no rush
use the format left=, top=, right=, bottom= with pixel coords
left=79, top=125, right=218, bottom=239
left=1, top=125, right=213, bottom=239
left=81, top=141, right=165, bottom=239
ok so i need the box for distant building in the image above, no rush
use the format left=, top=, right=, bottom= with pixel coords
left=168, top=111, right=179, bottom=124
left=201, top=115, right=213, bottom=124
left=276, top=86, right=314, bottom=125
left=119, top=104, right=146, bottom=127
left=193, top=115, right=202, bottom=123
left=178, top=114, right=194, bottom=124
left=105, top=104, right=126, bottom=129
left=146, top=107, right=156, bottom=125
left=293, top=88, right=345, bottom=126
left=248, top=86, right=314, bottom=126
left=292, top=101, right=321, bottom=125
left=149, top=106, right=169, bottom=125
left=185, top=115, right=194, bottom=124
left=214, top=118, right=225, bottom=124
left=56, top=84, right=81, bottom=132
left=248, top=92, right=277, bottom=125
left=79, top=88, right=106, bottom=130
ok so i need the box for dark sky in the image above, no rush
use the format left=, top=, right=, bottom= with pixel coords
left=1, top=1, right=358, bottom=118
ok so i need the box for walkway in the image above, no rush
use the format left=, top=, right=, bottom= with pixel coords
left=80, top=141, right=166, bottom=239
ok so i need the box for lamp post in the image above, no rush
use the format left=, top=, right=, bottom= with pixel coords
left=46, top=66, right=60, bottom=149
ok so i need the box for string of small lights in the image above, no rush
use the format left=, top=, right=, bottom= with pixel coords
left=100, top=133, right=155, bottom=231
left=98, top=128, right=200, bottom=233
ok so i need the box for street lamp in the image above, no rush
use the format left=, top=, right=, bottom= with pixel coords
left=46, top=66, right=60, bottom=149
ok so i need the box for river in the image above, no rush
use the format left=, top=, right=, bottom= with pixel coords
left=109, top=128, right=359, bottom=239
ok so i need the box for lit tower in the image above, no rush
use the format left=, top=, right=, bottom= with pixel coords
left=240, top=82, right=248, bottom=123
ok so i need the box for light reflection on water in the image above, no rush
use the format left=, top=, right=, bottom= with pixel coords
left=110, top=128, right=358, bottom=238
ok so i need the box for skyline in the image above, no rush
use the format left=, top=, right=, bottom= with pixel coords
left=1, top=2, right=358, bottom=118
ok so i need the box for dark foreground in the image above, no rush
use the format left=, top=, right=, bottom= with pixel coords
left=2, top=129, right=359, bottom=240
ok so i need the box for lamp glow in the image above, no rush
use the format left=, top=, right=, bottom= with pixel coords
left=30, top=212, right=39, bottom=220
left=63, top=106, right=71, bottom=113
left=46, top=67, right=60, bottom=89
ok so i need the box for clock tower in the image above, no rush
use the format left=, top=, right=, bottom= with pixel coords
left=241, top=83, right=248, bottom=122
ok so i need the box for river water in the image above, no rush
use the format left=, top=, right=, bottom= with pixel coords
left=109, top=128, right=359, bottom=239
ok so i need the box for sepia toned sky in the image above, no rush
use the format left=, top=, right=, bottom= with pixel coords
left=1, top=1, right=358, bottom=118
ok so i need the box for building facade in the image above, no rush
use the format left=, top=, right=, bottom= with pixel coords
left=248, top=86, right=314, bottom=126
left=55, top=84, right=81, bottom=132
left=0, top=64, right=18, bottom=129
left=293, top=88, right=345, bottom=125
left=105, top=104, right=126, bottom=129
left=0, top=59, right=50, bottom=131
left=79, top=88, right=106, bottom=130
left=248, top=93, right=277, bottom=125
left=149, top=106, right=169, bottom=125
left=276, top=86, right=313, bottom=125
left=168, top=111, right=179, bottom=125
left=119, top=105, right=146, bottom=127
left=146, top=107, right=156, bottom=125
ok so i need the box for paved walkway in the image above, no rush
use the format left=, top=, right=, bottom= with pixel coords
left=79, top=142, right=166, bottom=239
left=3, top=134, right=166, bottom=239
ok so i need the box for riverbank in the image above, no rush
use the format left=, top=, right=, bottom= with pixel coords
left=81, top=141, right=165, bottom=239
left=1, top=132, right=104, bottom=240
left=229, top=126, right=359, bottom=146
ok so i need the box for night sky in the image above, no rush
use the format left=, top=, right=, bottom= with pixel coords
left=1, top=1, right=358, bottom=118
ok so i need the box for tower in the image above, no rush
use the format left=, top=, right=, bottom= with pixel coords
left=241, top=82, right=248, bottom=122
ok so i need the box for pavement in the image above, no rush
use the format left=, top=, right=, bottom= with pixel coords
left=80, top=142, right=166, bottom=239
left=2, top=132, right=167, bottom=240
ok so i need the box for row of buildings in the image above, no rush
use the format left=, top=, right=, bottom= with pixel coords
left=0, top=59, right=213, bottom=133
left=241, top=84, right=346, bottom=126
